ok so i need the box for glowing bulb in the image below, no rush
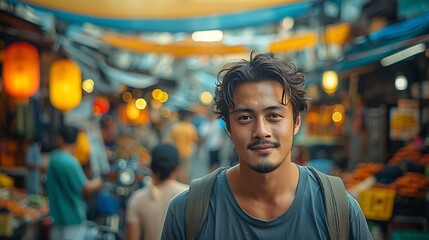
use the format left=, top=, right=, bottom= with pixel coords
left=332, top=111, right=343, bottom=123
left=152, top=89, right=162, bottom=100
left=199, top=91, right=213, bottom=105
left=82, top=79, right=94, bottom=93
left=395, top=75, right=407, bottom=90
left=159, top=92, right=169, bottom=103
left=122, top=91, right=132, bottom=102
left=135, top=98, right=147, bottom=110
left=192, top=30, right=223, bottom=42
left=322, top=71, right=338, bottom=94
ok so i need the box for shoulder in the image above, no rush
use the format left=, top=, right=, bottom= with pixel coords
left=162, top=190, right=189, bottom=239
left=297, top=165, right=321, bottom=187
left=346, top=193, right=364, bottom=216
left=129, top=186, right=151, bottom=201
left=346, top=193, right=373, bottom=237
left=49, top=150, right=78, bottom=168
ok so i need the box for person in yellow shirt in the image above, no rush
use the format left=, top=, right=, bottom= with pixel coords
left=168, top=109, right=199, bottom=183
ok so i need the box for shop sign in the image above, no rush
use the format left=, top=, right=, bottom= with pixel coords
left=390, top=107, right=419, bottom=141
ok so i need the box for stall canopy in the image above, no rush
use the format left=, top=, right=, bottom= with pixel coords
left=4, top=0, right=428, bottom=93
left=337, top=12, right=429, bottom=72
left=8, top=0, right=314, bottom=33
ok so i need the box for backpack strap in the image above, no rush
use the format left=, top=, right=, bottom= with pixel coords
left=308, top=166, right=349, bottom=240
left=185, top=167, right=226, bottom=240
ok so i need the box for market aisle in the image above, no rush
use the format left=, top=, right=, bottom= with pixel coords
left=189, top=145, right=210, bottom=180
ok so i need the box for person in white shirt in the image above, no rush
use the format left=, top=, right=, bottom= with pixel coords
left=199, top=112, right=227, bottom=171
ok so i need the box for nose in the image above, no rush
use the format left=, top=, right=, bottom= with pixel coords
left=252, top=118, right=271, bottom=139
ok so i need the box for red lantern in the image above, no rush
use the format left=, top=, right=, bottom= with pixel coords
left=3, top=42, right=40, bottom=99
left=93, top=96, right=110, bottom=116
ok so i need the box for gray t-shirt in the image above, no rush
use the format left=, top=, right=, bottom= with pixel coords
left=161, top=165, right=373, bottom=239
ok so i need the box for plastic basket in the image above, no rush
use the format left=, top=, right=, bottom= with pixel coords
left=0, top=212, right=13, bottom=237
left=391, top=230, right=429, bottom=240
left=358, top=187, right=396, bottom=221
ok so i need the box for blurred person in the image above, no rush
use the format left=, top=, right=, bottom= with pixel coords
left=46, top=125, right=103, bottom=240
left=25, top=138, right=42, bottom=195
left=161, top=51, right=372, bottom=239
left=307, top=147, right=336, bottom=175
left=199, top=112, right=227, bottom=171
left=126, top=143, right=188, bottom=240
left=168, top=109, right=199, bottom=183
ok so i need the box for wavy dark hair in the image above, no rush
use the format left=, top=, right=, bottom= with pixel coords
left=213, top=51, right=309, bottom=128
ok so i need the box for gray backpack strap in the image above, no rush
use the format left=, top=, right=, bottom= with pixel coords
left=308, top=166, right=350, bottom=240
left=185, top=167, right=226, bottom=240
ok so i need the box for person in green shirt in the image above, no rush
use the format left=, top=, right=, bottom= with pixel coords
left=46, top=125, right=103, bottom=240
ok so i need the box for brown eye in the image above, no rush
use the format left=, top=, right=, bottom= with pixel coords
left=238, top=115, right=252, bottom=122
left=269, top=113, right=281, bottom=119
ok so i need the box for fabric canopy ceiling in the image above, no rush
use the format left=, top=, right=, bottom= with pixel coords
left=12, top=0, right=314, bottom=32
left=97, top=22, right=351, bottom=57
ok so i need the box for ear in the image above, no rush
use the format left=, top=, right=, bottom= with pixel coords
left=293, top=113, right=301, bottom=135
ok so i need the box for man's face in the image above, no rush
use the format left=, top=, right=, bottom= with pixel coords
left=227, top=81, right=300, bottom=173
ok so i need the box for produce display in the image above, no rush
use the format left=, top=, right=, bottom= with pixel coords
left=0, top=190, right=48, bottom=221
left=341, top=142, right=429, bottom=237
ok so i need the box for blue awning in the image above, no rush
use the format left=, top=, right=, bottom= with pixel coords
left=337, top=12, right=429, bottom=72
left=12, top=1, right=314, bottom=33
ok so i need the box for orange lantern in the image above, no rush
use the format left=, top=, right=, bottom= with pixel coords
left=49, top=59, right=82, bottom=111
left=2, top=42, right=40, bottom=99
left=93, top=96, right=110, bottom=116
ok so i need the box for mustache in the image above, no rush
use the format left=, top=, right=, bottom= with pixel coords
left=247, top=139, right=280, bottom=149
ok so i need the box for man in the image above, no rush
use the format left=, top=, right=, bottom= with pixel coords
left=168, top=109, right=199, bottom=182
left=161, top=51, right=372, bottom=239
left=46, top=125, right=103, bottom=240
left=126, top=143, right=188, bottom=240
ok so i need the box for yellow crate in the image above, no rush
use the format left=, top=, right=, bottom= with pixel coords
left=358, top=188, right=396, bottom=221
left=0, top=212, right=13, bottom=237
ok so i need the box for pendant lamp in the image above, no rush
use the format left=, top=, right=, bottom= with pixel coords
left=49, top=59, right=82, bottom=111
left=3, top=42, right=40, bottom=99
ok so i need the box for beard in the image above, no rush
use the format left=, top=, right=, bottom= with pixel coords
left=250, top=161, right=282, bottom=173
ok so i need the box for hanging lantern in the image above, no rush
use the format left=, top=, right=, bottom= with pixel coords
left=49, top=59, right=82, bottom=111
left=93, top=96, right=110, bottom=116
left=3, top=42, right=40, bottom=99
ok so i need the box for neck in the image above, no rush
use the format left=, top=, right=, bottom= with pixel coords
left=227, top=162, right=300, bottom=220
left=152, top=174, right=176, bottom=185
left=228, top=162, right=298, bottom=201
left=60, top=144, right=75, bottom=155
